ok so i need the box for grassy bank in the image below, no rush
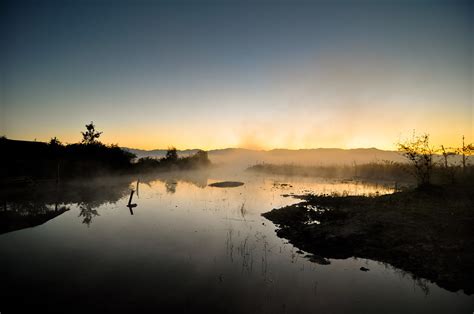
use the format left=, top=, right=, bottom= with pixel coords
left=262, top=182, right=474, bottom=294
left=248, top=162, right=472, bottom=185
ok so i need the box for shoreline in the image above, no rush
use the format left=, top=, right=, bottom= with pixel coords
left=262, top=184, right=474, bottom=295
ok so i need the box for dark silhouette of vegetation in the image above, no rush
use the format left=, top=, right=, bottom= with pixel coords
left=458, top=135, right=474, bottom=173
left=135, top=148, right=210, bottom=172
left=259, top=134, right=474, bottom=295
left=81, top=121, right=103, bottom=145
left=263, top=180, right=474, bottom=295
left=0, top=201, right=70, bottom=234
left=440, top=145, right=456, bottom=169
left=249, top=134, right=472, bottom=188
left=0, top=123, right=211, bottom=183
left=208, top=181, right=244, bottom=188
left=396, top=133, right=473, bottom=187
left=58, top=143, right=136, bottom=177
left=49, top=136, right=62, bottom=147
left=397, top=133, right=435, bottom=186
left=0, top=176, right=133, bottom=229
left=439, top=145, right=458, bottom=183
left=165, top=146, right=178, bottom=162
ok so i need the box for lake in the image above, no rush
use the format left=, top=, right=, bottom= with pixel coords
left=1, top=170, right=472, bottom=313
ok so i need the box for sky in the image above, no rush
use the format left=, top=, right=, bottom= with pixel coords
left=1, top=0, right=472, bottom=150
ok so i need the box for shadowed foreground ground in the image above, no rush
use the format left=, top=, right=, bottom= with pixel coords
left=262, top=183, right=474, bottom=295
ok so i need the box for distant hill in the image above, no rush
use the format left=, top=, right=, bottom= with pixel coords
left=2, top=138, right=464, bottom=172
left=122, top=147, right=407, bottom=168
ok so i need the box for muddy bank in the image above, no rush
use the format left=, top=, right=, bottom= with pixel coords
left=262, top=184, right=474, bottom=295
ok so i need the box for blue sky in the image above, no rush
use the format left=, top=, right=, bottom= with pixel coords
left=1, top=0, right=472, bottom=149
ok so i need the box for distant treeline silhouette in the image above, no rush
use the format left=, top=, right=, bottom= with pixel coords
left=0, top=122, right=210, bottom=182
left=134, top=148, right=210, bottom=172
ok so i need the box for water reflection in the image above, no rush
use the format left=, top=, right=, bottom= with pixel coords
left=78, top=202, right=100, bottom=226
left=0, top=176, right=133, bottom=229
left=126, top=190, right=138, bottom=215
left=0, top=171, right=212, bottom=228
left=1, top=171, right=472, bottom=313
left=0, top=201, right=69, bottom=234
left=165, top=179, right=177, bottom=194
left=0, top=170, right=399, bottom=231
left=141, top=170, right=209, bottom=190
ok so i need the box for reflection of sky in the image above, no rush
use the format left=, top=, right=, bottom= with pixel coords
left=1, top=1, right=472, bottom=149
left=1, top=174, right=472, bottom=312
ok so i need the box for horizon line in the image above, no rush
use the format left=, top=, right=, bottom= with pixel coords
left=3, top=137, right=394, bottom=152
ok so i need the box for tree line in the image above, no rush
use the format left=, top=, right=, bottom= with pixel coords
left=0, top=122, right=210, bottom=181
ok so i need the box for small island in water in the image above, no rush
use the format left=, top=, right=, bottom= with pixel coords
left=208, top=181, right=245, bottom=188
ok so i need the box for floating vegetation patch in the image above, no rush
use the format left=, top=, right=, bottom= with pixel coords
left=208, top=181, right=244, bottom=188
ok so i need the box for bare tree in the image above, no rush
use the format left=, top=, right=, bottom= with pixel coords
left=439, top=144, right=458, bottom=183
left=457, top=135, right=474, bottom=173
left=398, top=133, right=435, bottom=186
left=440, top=145, right=456, bottom=169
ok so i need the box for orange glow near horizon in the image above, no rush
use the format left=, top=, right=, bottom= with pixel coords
left=4, top=52, right=471, bottom=151
left=2, top=1, right=471, bottom=154
left=8, top=116, right=472, bottom=152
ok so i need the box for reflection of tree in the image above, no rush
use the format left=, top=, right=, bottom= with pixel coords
left=391, top=264, right=430, bottom=296
left=0, top=201, right=70, bottom=234
left=139, top=170, right=210, bottom=193
left=1, top=171, right=209, bottom=228
left=69, top=178, right=131, bottom=225
left=78, top=202, right=100, bottom=226
left=1, top=176, right=133, bottom=228
left=165, top=180, right=177, bottom=194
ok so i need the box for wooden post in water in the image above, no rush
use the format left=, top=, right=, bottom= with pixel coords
left=136, top=179, right=140, bottom=198
left=127, top=190, right=137, bottom=215
left=128, top=190, right=134, bottom=206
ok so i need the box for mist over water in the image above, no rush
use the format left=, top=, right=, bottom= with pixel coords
left=1, top=170, right=472, bottom=313
left=126, top=147, right=408, bottom=168
left=1, top=0, right=472, bottom=312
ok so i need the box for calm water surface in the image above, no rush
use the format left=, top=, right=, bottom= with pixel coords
left=1, top=171, right=472, bottom=313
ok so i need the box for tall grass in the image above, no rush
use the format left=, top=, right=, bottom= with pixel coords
left=247, top=161, right=474, bottom=185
